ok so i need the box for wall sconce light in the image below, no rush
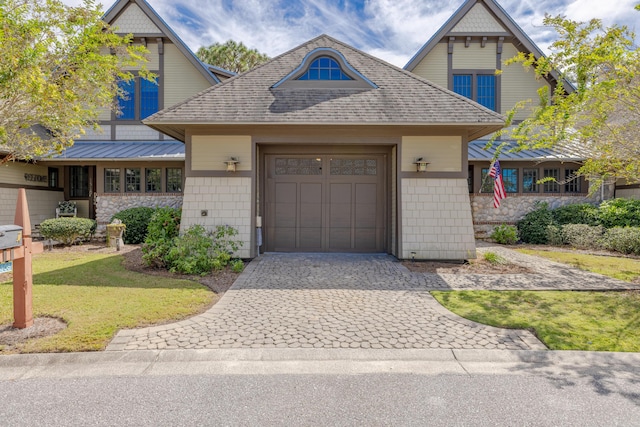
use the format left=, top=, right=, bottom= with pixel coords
left=414, top=157, right=429, bottom=173
left=225, top=157, right=239, bottom=172
left=411, top=251, right=416, bottom=262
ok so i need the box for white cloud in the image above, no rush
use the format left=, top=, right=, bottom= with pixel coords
left=58, top=0, right=639, bottom=67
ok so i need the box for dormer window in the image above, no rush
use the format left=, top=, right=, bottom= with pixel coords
left=272, top=47, right=377, bottom=89
left=297, top=57, right=352, bottom=81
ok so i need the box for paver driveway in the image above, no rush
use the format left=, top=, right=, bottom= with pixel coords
left=108, top=252, right=549, bottom=351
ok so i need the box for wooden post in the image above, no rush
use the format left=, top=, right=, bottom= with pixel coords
left=12, top=189, right=43, bottom=329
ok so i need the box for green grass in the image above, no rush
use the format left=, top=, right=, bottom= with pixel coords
left=433, top=290, right=640, bottom=351
left=0, top=251, right=215, bottom=353
left=517, top=249, right=640, bottom=282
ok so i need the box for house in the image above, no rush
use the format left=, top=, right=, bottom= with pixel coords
left=404, top=0, right=614, bottom=237
left=144, top=34, right=504, bottom=259
left=0, top=0, right=232, bottom=229
left=0, top=0, right=618, bottom=256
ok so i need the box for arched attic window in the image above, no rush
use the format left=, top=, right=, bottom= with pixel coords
left=272, top=47, right=377, bottom=89
left=297, top=57, right=352, bottom=81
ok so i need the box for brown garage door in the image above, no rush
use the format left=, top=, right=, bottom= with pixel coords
left=265, top=155, right=386, bottom=252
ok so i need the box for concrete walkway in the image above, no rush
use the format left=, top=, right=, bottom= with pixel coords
left=107, top=247, right=637, bottom=352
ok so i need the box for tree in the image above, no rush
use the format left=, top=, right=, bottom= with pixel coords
left=495, top=6, right=640, bottom=189
left=196, top=40, right=269, bottom=74
left=0, top=0, right=150, bottom=163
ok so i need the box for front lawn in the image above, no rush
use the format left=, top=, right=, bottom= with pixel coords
left=0, top=251, right=215, bottom=353
left=432, top=290, right=640, bottom=351
left=516, top=249, right=640, bottom=282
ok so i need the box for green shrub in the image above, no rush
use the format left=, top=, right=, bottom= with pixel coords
left=490, top=224, right=518, bottom=245
left=142, top=207, right=181, bottom=268
left=230, top=259, right=244, bottom=273
left=552, top=203, right=599, bottom=226
left=111, top=207, right=155, bottom=244
left=517, top=203, right=555, bottom=244
left=165, top=225, right=215, bottom=275
left=600, top=227, right=640, bottom=255
left=39, top=217, right=97, bottom=246
left=211, top=225, right=243, bottom=256
left=163, top=224, right=243, bottom=275
left=561, top=224, right=605, bottom=249
left=597, top=199, right=640, bottom=228
left=545, top=224, right=565, bottom=246
left=482, top=251, right=505, bottom=265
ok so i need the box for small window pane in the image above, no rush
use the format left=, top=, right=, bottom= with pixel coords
left=502, top=168, right=518, bottom=193
left=480, top=168, right=493, bottom=193
left=544, top=168, right=560, bottom=193
left=166, top=168, right=182, bottom=192
left=125, top=168, right=141, bottom=192
left=146, top=168, right=161, bottom=193
left=117, top=80, right=135, bottom=120
left=564, top=169, right=581, bottom=193
left=104, top=168, right=120, bottom=193
left=523, top=168, right=539, bottom=193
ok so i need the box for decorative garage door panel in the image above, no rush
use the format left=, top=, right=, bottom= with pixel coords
left=266, top=155, right=386, bottom=252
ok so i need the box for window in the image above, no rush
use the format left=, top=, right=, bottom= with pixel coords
left=453, top=75, right=472, bottom=98
left=146, top=168, right=161, bottom=192
left=297, top=57, right=352, bottom=81
left=117, top=80, right=135, bottom=120
left=543, top=168, right=560, bottom=193
left=69, top=166, right=89, bottom=198
left=480, top=168, right=493, bottom=193
left=125, top=168, right=141, bottom=192
left=104, top=168, right=120, bottom=193
left=564, top=169, right=581, bottom=193
left=453, top=73, right=496, bottom=111
left=502, top=168, right=518, bottom=193
left=166, top=168, right=182, bottom=192
left=523, top=168, right=539, bottom=193
left=140, top=78, right=159, bottom=119
left=476, top=75, right=496, bottom=111
left=48, top=167, right=59, bottom=189
left=467, top=165, right=474, bottom=193
left=117, top=76, right=158, bottom=120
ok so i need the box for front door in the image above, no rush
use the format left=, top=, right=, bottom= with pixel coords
left=265, top=154, right=386, bottom=252
left=67, top=165, right=95, bottom=219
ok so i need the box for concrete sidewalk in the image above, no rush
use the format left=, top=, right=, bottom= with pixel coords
left=2, top=348, right=639, bottom=380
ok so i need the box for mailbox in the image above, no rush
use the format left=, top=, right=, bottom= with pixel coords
left=0, top=225, right=23, bottom=250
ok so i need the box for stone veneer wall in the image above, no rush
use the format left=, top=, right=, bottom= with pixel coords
left=180, top=177, right=252, bottom=259
left=96, top=193, right=183, bottom=228
left=470, top=193, right=602, bottom=238
left=401, top=178, right=476, bottom=260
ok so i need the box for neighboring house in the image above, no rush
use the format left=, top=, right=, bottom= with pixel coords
left=0, top=0, right=233, bottom=230
left=404, top=0, right=614, bottom=237
left=144, top=34, right=504, bottom=259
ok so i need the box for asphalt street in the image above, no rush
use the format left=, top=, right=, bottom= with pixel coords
left=1, top=349, right=639, bottom=426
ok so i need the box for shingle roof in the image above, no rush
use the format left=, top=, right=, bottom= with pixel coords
left=469, top=140, right=586, bottom=161
left=145, top=35, right=505, bottom=140
left=49, top=141, right=184, bottom=161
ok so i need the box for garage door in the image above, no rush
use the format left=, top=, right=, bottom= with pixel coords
left=265, top=155, right=386, bottom=252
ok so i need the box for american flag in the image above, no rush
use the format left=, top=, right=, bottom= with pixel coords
left=489, top=160, right=506, bottom=208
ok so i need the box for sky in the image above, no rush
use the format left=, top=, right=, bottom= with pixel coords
left=61, top=0, right=639, bottom=67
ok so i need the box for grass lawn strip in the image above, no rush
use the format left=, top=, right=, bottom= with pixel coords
left=432, top=290, right=640, bottom=352
left=0, top=251, right=214, bottom=353
left=516, top=249, right=640, bottom=282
